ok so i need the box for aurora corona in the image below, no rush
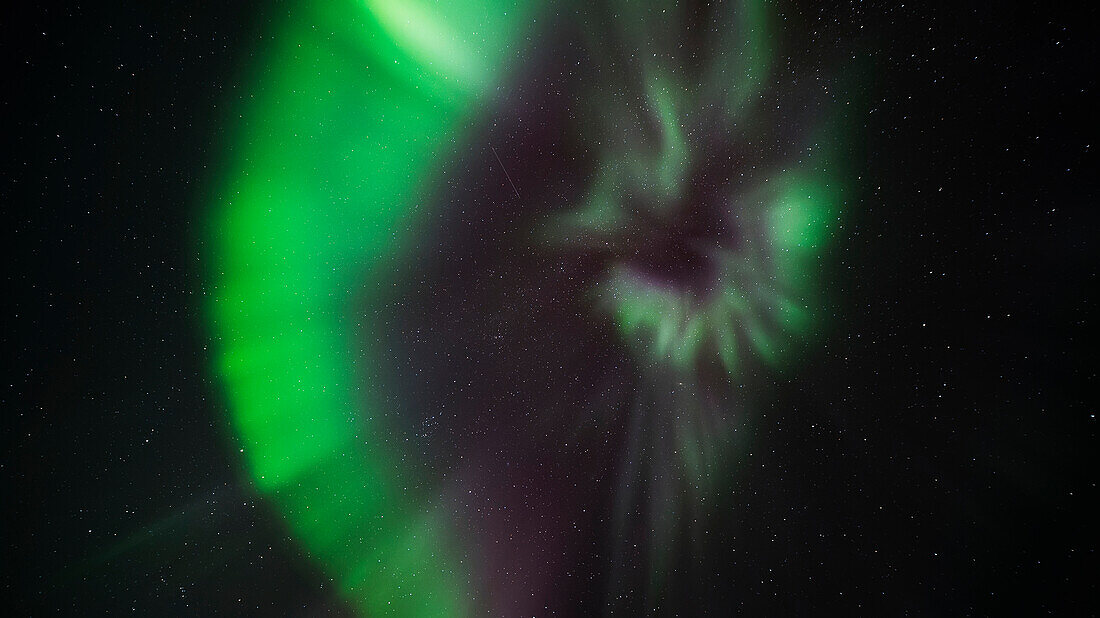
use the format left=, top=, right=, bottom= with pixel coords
left=204, top=0, right=858, bottom=614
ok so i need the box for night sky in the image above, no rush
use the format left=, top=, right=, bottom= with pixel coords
left=5, top=1, right=1096, bottom=615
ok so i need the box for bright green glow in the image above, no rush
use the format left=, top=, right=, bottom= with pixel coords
left=204, top=1, right=532, bottom=614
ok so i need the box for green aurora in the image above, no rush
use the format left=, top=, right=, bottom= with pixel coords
left=203, top=0, right=855, bottom=614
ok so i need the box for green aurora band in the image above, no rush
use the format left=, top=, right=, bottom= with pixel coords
left=203, top=0, right=855, bottom=614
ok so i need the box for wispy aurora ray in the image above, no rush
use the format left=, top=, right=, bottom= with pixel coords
left=548, top=0, right=852, bottom=379
left=204, top=0, right=858, bottom=614
left=533, top=3, right=857, bottom=609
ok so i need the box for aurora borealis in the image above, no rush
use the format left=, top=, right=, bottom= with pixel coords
left=204, top=1, right=857, bottom=613
left=9, top=0, right=1094, bottom=615
left=205, top=1, right=537, bottom=614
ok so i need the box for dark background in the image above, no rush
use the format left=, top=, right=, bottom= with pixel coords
left=4, top=1, right=1095, bottom=615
